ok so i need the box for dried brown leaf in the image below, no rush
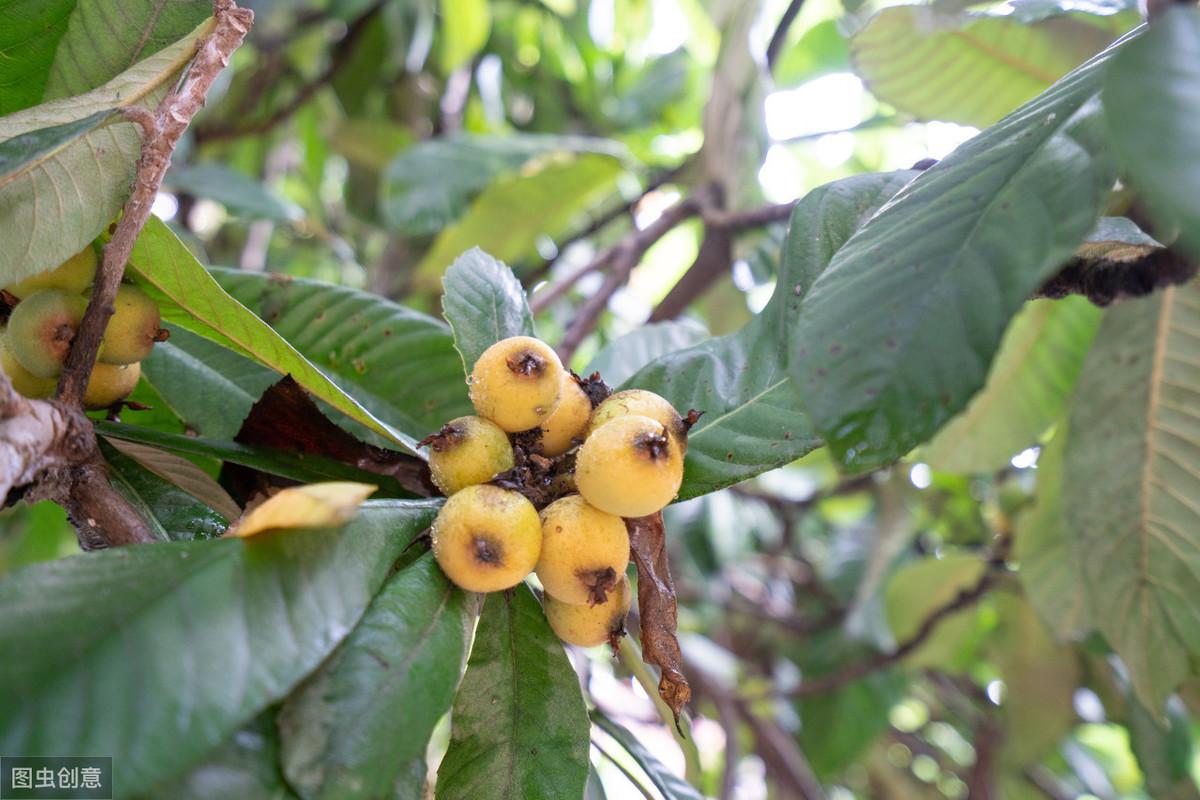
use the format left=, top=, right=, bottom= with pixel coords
left=626, top=512, right=691, bottom=721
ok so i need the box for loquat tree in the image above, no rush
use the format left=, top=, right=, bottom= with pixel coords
left=0, top=0, right=1198, bottom=798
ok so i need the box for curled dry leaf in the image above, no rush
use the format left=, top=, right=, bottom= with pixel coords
left=626, top=512, right=691, bottom=722
left=227, top=481, right=377, bottom=538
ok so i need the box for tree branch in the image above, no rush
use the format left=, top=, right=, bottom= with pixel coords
left=555, top=191, right=709, bottom=361
left=766, top=0, right=808, bottom=73
left=1, top=1, right=252, bottom=548
left=524, top=163, right=685, bottom=288
left=785, top=532, right=1012, bottom=698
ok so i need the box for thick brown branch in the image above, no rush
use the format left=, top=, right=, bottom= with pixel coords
left=0, top=374, right=155, bottom=546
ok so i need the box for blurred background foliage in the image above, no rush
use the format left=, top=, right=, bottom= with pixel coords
left=4, top=0, right=1191, bottom=797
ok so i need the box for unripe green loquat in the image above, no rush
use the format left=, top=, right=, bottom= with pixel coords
left=544, top=574, right=632, bottom=648
left=432, top=484, right=541, bottom=592
left=84, top=361, right=141, bottom=410
left=469, top=335, right=563, bottom=432
left=0, top=332, right=56, bottom=398
left=6, top=290, right=88, bottom=378
left=5, top=246, right=97, bottom=299
left=535, top=372, right=592, bottom=456
left=575, top=415, right=683, bottom=517
left=97, top=285, right=162, bottom=365
left=424, top=415, right=515, bottom=496
left=536, top=494, right=630, bottom=605
left=588, top=389, right=687, bottom=453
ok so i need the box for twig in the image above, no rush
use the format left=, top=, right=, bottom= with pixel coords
left=733, top=695, right=826, bottom=799
left=556, top=191, right=708, bottom=361
left=681, top=653, right=742, bottom=799
left=766, top=0, right=808, bottom=73
left=0, top=1, right=253, bottom=549
left=704, top=201, right=796, bottom=231
left=524, top=164, right=686, bottom=287
left=59, top=1, right=253, bottom=406
left=783, top=532, right=1012, bottom=698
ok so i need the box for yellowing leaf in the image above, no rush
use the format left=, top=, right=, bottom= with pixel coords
left=228, top=483, right=378, bottom=538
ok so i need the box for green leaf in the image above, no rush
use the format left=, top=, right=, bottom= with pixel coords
left=852, top=5, right=1136, bottom=126
left=278, top=551, right=473, bottom=800
left=1064, top=282, right=1200, bottom=712
left=42, top=0, right=210, bottom=99
left=0, top=502, right=78, bottom=576
left=441, top=248, right=535, bottom=373
left=438, top=0, right=491, bottom=72
left=1103, top=7, right=1200, bottom=257
left=0, top=0, right=76, bottom=114
left=166, top=164, right=301, bottom=222
left=884, top=552, right=987, bottom=668
left=585, top=319, right=709, bottom=388
left=798, top=670, right=906, bottom=778
left=415, top=153, right=625, bottom=277
left=0, top=22, right=212, bottom=285
left=0, top=109, right=116, bottom=177
left=380, top=135, right=623, bottom=237
left=141, top=325, right=279, bottom=440
left=790, top=35, right=1127, bottom=472
left=774, top=19, right=852, bottom=88
left=151, top=713, right=299, bottom=800
left=923, top=297, right=1102, bottom=473
left=591, top=710, right=704, bottom=800
left=213, top=269, right=472, bottom=438
left=127, top=217, right=422, bottom=452
left=95, top=421, right=415, bottom=494
left=0, top=499, right=442, bottom=796
left=626, top=171, right=916, bottom=500
left=1128, top=696, right=1200, bottom=800
left=99, top=439, right=229, bottom=541
left=990, top=592, right=1079, bottom=766
left=1015, top=424, right=1091, bottom=639
left=437, top=587, right=589, bottom=800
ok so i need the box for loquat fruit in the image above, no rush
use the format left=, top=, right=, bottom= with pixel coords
left=424, top=415, right=515, bottom=496
left=575, top=415, right=683, bottom=517
left=535, top=372, right=592, bottom=456
left=97, top=285, right=162, bottom=365
left=544, top=574, right=632, bottom=648
left=84, top=361, right=141, bottom=410
left=0, top=332, right=56, bottom=398
left=5, top=246, right=97, bottom=299
left=6, top=289, right=88, bottom=378
left=432, top=484, right=541, bottom=592
left=588, top=389, right=687, bottom=453
left=536, top=494, right=630, bottom=605
left=469, top=335, right=563, bottom=432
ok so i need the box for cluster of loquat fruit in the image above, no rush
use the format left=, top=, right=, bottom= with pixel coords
left=0, top=244, right=164, bottom=409
left=425, top=335, right=689, bottom=649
